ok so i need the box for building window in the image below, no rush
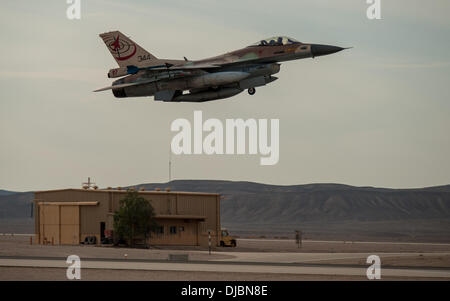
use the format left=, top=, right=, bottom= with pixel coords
left=156, top=226, right=164, bottom=234
left=170, top=226, right=177, bottom=234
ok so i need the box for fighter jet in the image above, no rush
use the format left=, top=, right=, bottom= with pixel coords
left=95, top=31, right=348, bottom=102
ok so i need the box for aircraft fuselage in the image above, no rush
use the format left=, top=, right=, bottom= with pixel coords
left=96, top=32, right=347, bottom=102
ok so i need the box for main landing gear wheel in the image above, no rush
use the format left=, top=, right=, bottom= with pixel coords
left=248, top=87, right=256, bottom=95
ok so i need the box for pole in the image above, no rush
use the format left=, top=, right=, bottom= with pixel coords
left=169, top=144, right=172, bottom=183
left=208, top=230, right=211, bottom=255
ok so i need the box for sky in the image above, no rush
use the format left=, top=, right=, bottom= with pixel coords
left=1, top=0, right=449, bottom=191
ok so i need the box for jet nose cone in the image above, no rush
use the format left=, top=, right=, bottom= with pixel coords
left=311, top=44, right=345, bottom=57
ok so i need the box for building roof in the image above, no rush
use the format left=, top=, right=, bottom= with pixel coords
left=34, top=188, right=219, bottom=197
left=36, top=201, right=99, bottom=206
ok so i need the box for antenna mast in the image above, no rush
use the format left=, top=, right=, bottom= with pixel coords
left=169, top=144, right=172, bottom=183
left=82, top=177, right=97, bottom=189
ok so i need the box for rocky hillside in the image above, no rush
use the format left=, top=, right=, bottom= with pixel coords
left=135, top=180, right=450, bottom=223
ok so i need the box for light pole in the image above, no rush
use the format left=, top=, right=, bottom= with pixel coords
left=208, top=230, right=212, bottom=255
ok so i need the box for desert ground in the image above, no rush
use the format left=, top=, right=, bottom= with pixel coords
left=1, top=235, right=449, bottom=281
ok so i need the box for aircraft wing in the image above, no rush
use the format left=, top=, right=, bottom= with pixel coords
left=146, top=63, right=221, bottom=71
left=173, top=63, right=221, bottom=69
left=93, top=78, right=156, bottom=92
left=167, top=58, right=279, bottom=70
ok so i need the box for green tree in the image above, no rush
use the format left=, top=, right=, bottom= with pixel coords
left=113, top=189, right=158, bottom=247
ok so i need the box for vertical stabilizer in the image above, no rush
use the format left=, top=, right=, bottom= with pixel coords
left=99, top=31, right=158, bottom=67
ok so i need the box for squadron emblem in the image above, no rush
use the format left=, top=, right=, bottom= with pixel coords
left=105, top=35, right=136, bottom=61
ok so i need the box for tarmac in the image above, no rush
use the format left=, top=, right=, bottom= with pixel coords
left=1, top=253, right=449, bottom=279
left=1, top=236, right=450, bottom=280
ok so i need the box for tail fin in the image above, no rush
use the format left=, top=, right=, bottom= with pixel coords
left=99, top=31, right=158, bottom=67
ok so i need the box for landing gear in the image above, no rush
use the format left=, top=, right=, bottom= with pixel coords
left=248, top=87, right=256, bottom=95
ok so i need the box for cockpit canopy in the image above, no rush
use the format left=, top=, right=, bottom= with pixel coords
left=250, top=36, right=301, bottom=47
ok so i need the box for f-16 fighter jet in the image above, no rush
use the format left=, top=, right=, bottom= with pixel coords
left=95, top=31, right=348, bottom=102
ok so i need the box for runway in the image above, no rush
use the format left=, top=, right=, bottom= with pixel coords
left=1, top=256, right=449, bottom=279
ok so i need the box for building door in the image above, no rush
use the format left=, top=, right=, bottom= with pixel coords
left=60, top=205, right=80, bottom=245
left=39, top=204, right=60, bottom=244
left=100, top=222, right=105, bottom=242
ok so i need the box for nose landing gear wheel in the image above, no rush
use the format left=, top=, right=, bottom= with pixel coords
left=248, top=87, right=256, bottom=95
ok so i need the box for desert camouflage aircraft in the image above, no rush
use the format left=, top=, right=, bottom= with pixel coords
left=95, top=31, right=348, bottom=102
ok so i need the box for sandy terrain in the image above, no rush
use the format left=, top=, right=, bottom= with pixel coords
left=1, top=235, right=449, bottom=281
left=233, top=238, right=450, bottom=253
left=3, top=235, right=450, bottom=259
left=2, top=236, right=450, bottom=267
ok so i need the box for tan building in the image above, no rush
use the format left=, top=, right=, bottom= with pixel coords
left=33, top=188, right=221, bottom=247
